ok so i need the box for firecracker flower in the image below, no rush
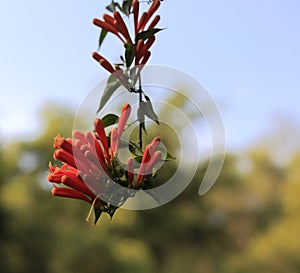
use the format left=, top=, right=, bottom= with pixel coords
left=48, top=104, right=163, bottom=223
left=92, top=0, right=162, bottom=73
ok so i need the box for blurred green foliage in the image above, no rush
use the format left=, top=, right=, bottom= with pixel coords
left=1, top=103, right=300, bottom=273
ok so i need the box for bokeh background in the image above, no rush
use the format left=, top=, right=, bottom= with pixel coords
left=1, top=1, right=300, bottom=272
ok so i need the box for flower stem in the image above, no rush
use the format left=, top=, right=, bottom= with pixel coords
left=138, top=74, right=143, bottom=150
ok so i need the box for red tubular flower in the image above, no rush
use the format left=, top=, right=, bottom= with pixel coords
left=140, top=51, right=151, bottom=66
left=93, top=18, right=119, bottom=36
left=117, top=104, right=131, bottom=138
left=110, top=128, right=119, bottom=157
left=54, top=149, right=76, bottom=169
left=148, top=15, right=160, bottom=30
left=136, top=144, right=152, bottom=185
left=137, top=0, right=160, bottom=32
left=136, top=136, right=162, bottom=186
left=135, top=39, right=145, bottom=64
left=110, top=104, right=132, bottom=158
left=103, top=14, right=115, bottom=25
left=93, top=17, right=126, bottom=44
left=52, top=187, right=93, bottom=204
left=113, top=11, right=133, bottom=44
left=100, top=59, right=115, bottom=74
left=61, top=175, right=95, bottom=198
left=92, top=52, right=116, bottom=74
left=146, top=0, right=161, bottom=24
left=137, top=12, right=148, bottom=32
left=94, top=118, right=110, bottom=161
left=150, top=136, right=161, bottom=151
left=144, top=151, right=162, bottom=175
left=132, top=0, right=140, bottom=35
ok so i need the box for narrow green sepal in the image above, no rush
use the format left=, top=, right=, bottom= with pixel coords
left=94, top=206, right=103, bottom=225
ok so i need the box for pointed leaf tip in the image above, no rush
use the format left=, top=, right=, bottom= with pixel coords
left=94, top=206, right=103, bottom=225
left=99, top=29, right=108, bottom=49
left=141, top=98, right=159, bottom=125
left=97, top=75, right=121, bottom=113
left=135, top=28, right=164, bottom=42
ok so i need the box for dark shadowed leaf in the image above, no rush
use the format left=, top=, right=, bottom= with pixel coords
left=133, top=155, right=142, bottom=164
left=97, top=75, right=121, bottom=113
left=125, top=44, right=136, bottom=68
left=108, top=205, right=118, bottom=220
left=135, top=28, right=164, bottom=42
left=94, top=206, right=103, bottom=225
left=98, top=29, right=108, bottom=49
left=101, top=114, right=119, bottom=128
left=129, top=141, right=143, bottom=156
left=122, top=0, right=133, bottom=16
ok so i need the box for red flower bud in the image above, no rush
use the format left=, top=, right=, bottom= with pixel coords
left=117, top=104, right=131, bottom=137
left=147, top=0, right=160, bottom=24
left=137, top=12, right=148, bottom=32
left=140, top=51, right=151, bottom=66
left=99, top=58, right=115, bottom=74
left=52, top=187, right=92, bottom=204
left=148, top=15, right=160, bottom=30
left=132, top=0, right=140, bottom=35
left=110, top=128, right=119, bottom=157
left=113, top=11, right=133, bottom=44
left=93, top=18, right=118, bottom=35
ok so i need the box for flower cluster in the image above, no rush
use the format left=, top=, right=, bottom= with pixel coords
left=92, top=0, right=161, bottom=73
left=48, top=104, right=162, bottom=222
left=48, top=0, right=168, bottom=224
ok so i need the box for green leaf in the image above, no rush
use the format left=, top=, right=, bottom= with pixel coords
left=106, top=2, right=116, bottom=12
left=98, top=29, right=108, bottom=49
left=94, top=206, right=103, bottom=225
left=97, top=75, right=121, bottom=113
left=165, top=152, right=176, bottom=161
left=101, top=114, right=119, bottom=128
left=135, top=28, right=164, bottom=42
left=108, top=205, right=118, bottom=220
left=122, top=0, right=132, bottom=16
left=133, top=156, right=142, bottom=163
left=137, top=106, right=147, bottom=134
left=125, top=44, right=136, bottom=68
left=141, top=96, right=159, bottom=125
left=129, top=141, right=143, bottom=156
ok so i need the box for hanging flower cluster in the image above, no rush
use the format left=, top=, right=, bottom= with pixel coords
left=48, top=0, right=172, bottom=224
left=49, top=104, right=163, bottom=223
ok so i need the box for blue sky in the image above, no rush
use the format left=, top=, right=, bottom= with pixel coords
left=1, top=0, right=300, bottom=151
